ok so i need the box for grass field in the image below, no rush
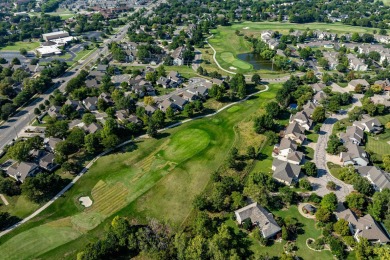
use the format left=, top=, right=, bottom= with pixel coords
left=206, top=21, right=376, bottom=76
left=73, top=48, right=97, bottom=62
left=366, top=129, right=390, bottom=155
left=0, top=41, right=40, bottom=52
left=0, top=195, right=40, bottom=219
left=0, top=84, right=283, bottom=259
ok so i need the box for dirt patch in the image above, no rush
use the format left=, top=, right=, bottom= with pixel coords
left=79, top=196, right=93, bottom=208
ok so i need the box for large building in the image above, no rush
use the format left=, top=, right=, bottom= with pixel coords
left=42, top=31, right=69, bottom=41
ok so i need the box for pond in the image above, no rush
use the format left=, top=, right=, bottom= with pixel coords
left=237, top=53, right=279, bottom=71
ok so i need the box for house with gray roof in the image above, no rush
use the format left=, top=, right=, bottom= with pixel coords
left=83, top=122, right=102, bottom=134
left=348, top=79, right=369, bottom=91
left=272, top=158, right=301, bottom=185
left=340, top=142, right=369, bottom=166
left=159, top=99, right=174, bottom=112
left=357, top=166, right=390, bottom=192
left=284, top=121, right=306, bottom=144
left=39, top=152, right=58, bottom=172
left=65, top=99, right=85, bottom=113
left=340, top=126, right=364, bottom=145
left=311, top=83, right=327, bottom=92
left=289, top=110, right=312, bottom=130
left=347, top=54, right=368, bottom=72
left=170, top=95, right=188, bottom=110
left=313, top=92, right=327, bottom=105
left=336, top=207, right=389, bottom=244
left=7, top=161, right=40, bottom=183
left=353, top=116, right=383, bottom=134
left=44, top=137, right=62, bottom=152
left=235, top=202, right=281, bottom=239
left=85, top=78, right=99, bottom=88
left=83, top=97, right=98, bottom=111
left=96, top=64, right=108, bottom=72
left=47, top=105, right=62, bottom=118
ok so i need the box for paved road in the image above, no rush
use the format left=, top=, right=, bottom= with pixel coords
left=309, top=93, right=362, bottom=201
left=0, top=85, right=269, bottom=237
left=191, top=49, right=202, bottom=71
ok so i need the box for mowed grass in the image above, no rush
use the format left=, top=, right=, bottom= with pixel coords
left=232, top=21, right=377, bottom=36
left=0, top=41, right=40, bottom=51
left=209, top=26, right=254, bottom=74
left=366, top=129, right=390, bottom=155
left=0, top=85, right=282, bottom=259
left=0, top=195, right=40, bottom=219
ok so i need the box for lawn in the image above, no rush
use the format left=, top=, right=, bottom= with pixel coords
left=166, top=65, right=198, bottom=79
left=365, top=129, right=390, bottom=155
left=73, top=48, right=97, bottom=62
left=307, top=132, right=319, bottom=143
left=327, top=162, right=344, bottom=180
left=0, top=41, right=40, bottom=52
left=206, top=21, right=376, bottom=76
left=228, top=206, right=332, bottom=259
left=0, top=84, right=283, bottom=259
left=0, top=195, right=40, bottom=219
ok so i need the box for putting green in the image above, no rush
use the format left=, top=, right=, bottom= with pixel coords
left=220, top=52, right=251, bottom=70
left=161, top=128, right=210, bottom=163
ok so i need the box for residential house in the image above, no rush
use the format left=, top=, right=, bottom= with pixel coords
left=159, top=99, right=174, bottom=112
left=340, top=126, right=364, bottom=145
left=145, top=105, right=157, bottom=115
left=170, top=95, right=188, bottom=110
left=65, top=99, right=85, bottom=113
left=157, top=76, right=171, bottom=88
left=272, top=158, right=302, bottom=185
left=96, top=64, right=108, bottom=72
left=311, top=82, right=327, bottom=93
left=273, top=138, right=304, bottom=165
left=116, top=110, right=128, bottom=122
left=83, top=122, right=102, bottom=134
left=167, top=71, right=182, bottom=87
left=172, top=46, right=185, bottom=66
left=374, top=79, right=390, bottom=91
left=340, top=142, right=369, bottom=166
left=284, top=121, right=306, bottom=144
left=181, top=91, right=197, bottom=101
left=353, top=116, right=383, bottom=134
left=302, top=101, right=317, bottom=116
left=47, top=105, right=62, bottom=118
left=348, top=79, right=370, bottom=92
left=83, top=97, right=99, bottom=111
left=289, top=110, right=312, bottom=130
left=370, top=95, right=390, bottom=107
left=39, top=152, right=58, bottom=172
left=235, top=202, right=281, bottom=239
left=99, top=92, right=113, bottom=104
left=88, top=70, right=105, bottom=81
left=323, top=51, right=339, bottom=70
left=336, top=207, right=389, bottom=244
left=357, top=166, right=390, bottom=192
left=44, top=137, right=62, bottom=152
left=347, top=54, right=368, bottom=72
left=85, top=78, right=99, bottom=88
left=187, top=85, right=208, bottom=99
left=313, top=92, right=327, bottom=104
left=7, top=161, right=40, bottom=183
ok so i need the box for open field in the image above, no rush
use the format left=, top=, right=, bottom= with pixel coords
left=73, top=47, right=97, bottom=62
left=0, top=195, right=40, bottom=219
left=0, top=41, right=40, bottom=52
left=166, top=65, right=198, bottom=79
left=0, top=84, right=283, bottom=260
left=366, top=129, right=390, bottom=155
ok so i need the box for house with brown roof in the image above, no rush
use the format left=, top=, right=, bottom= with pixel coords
left=235, top=202, right=281, bottom=239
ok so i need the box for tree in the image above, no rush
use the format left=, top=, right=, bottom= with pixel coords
left=254, top=114, right=275, bottom=134
left=183, top=104, right=194, bottom=118
left=247, top=146, right=256, bottom=159
left=315, top=207, right=332, bottom=222
left=34, top=107, right=41, bottom=115
left=351, top=32, right=361, bottom=42
left=265, top=101, right=281, bottom=118
left=299, top=178, right=312, bottom=191
left=312, top=106, right=326, bottom=123
left=8, top=141, right=32, bottom=162
left=304, top=161, right=317, bottom=177
left=0, top=178, right=20, bottom=196
left=355, top=238, right=373, bottom=260
left=21, top=173, right=66, bottom=203
left=82, top=113, right=96, bottom=125
left=333, top=219, right=350, bottom=236
left=383, top=155, right=390, bottom=172
left=326, top=134, right=345, bottom=155
left=353, top=177, right=374, bottom=196
left=281, top=226, right=289, bottom=240
left=101, top=134, right=119, bottom=149
left=346, top=192, right=366, bottom=213
left=329, top=237, right=346, bottom=259
left=279, top=186, right=297, bottom=206
left=251, top=74, right=261, bottom=85
left=321, top=192, right=337, bottom=212
left=19, top=48, right=27, bottom=56
left=144, top=96, right=155, bottom=106
left=326, top=181, right=337, bottom=190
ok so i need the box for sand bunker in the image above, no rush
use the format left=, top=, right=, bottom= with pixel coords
left=79, top=196, right=93, bottom=208
left=243, top=27, right=250, bottom=29
left=229, top=66, right=237, bottom=70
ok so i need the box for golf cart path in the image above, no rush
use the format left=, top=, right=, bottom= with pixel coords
left=0, top=85, right=269, bottom=237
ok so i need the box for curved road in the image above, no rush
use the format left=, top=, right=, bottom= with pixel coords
left=0, top=85, right=269, bottom=237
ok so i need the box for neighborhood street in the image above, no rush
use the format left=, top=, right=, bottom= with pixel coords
left=309, top=93, right=362, bottom=201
